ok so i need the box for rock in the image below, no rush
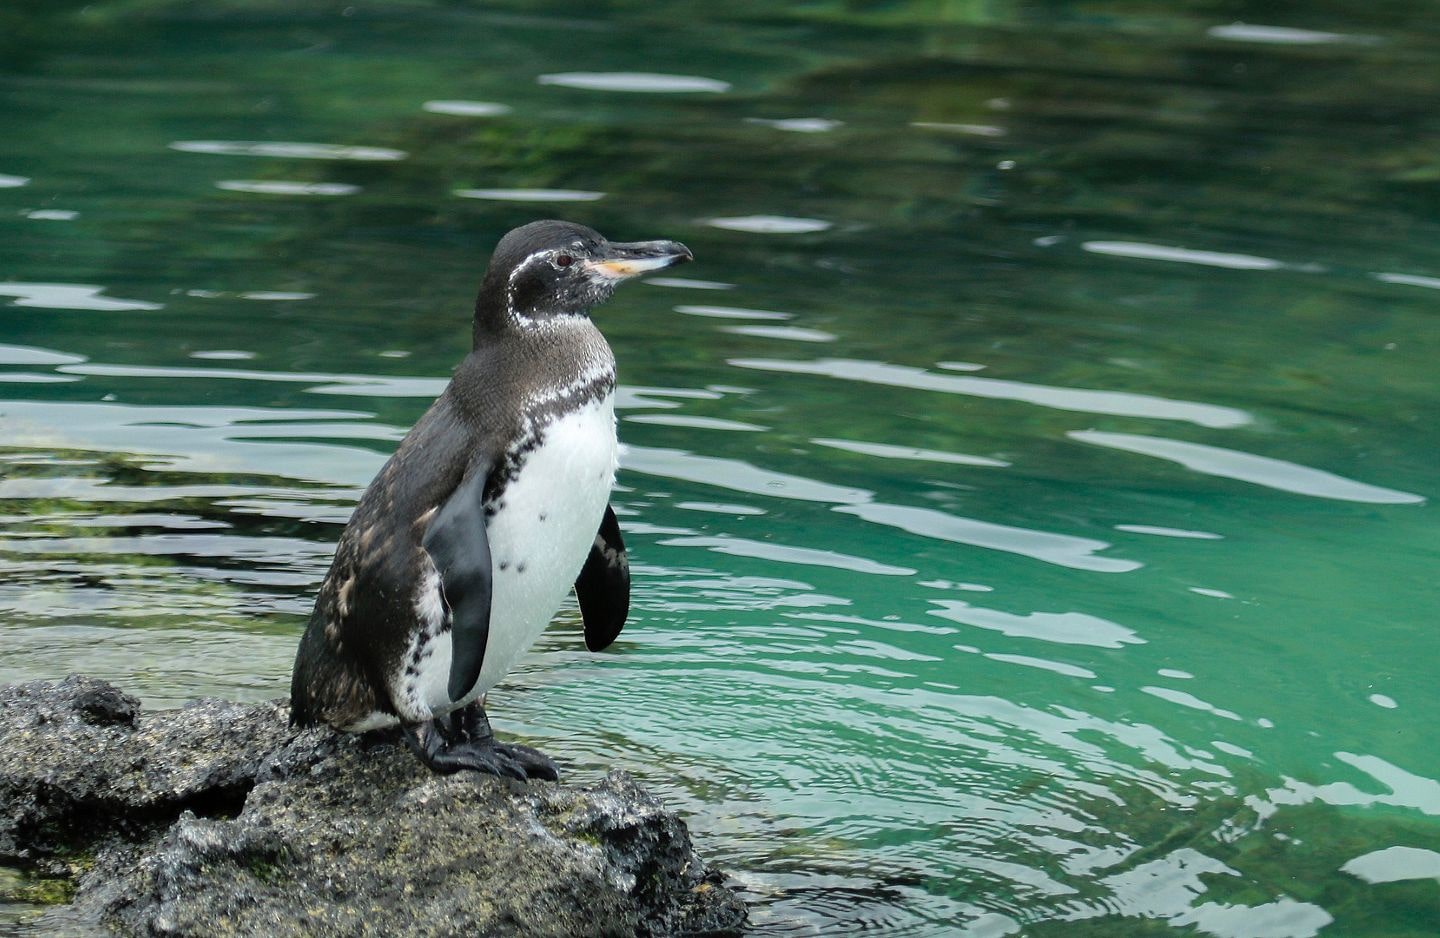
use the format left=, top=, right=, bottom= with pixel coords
left=0, top=677, right=746, bottom=937
left=0, top=675, right=293, bottom=863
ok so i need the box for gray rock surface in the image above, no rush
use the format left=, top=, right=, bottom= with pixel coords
left=0, top=676, right=746, bottom=936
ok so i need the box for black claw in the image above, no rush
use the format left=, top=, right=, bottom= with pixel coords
left=401, top=703, right=560, bottom=781
left=494, top=742, right=560, bottom=781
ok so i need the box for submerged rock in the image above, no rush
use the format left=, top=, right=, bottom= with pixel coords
left=0, top=676, right=746, bottom=936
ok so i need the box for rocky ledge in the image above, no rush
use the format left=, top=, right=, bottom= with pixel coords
left=0, top=675, right=746, bottom=937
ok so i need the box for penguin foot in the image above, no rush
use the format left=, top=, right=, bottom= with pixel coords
left=400, top=707, right=559, bottom=781
left=487, top=741, right=560, bottom=781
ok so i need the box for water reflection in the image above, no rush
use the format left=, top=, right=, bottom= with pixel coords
left=676, top=304, right=792, bottom=319
left=931, top=602, right=1142, bottom=648
left=1069, top=430, right=1425, bottom=503
left=1112, top=523, right=1222, bottom=539
left=839, top=504, right=1142, bottom=573
left=722, top=324, right=836, bottom=343
left=215, top=180, right=359, bottom=196
left=1206, top=23, right=1369, bottom=45
left=731, top=358, right=1253, bottom=428
left=421, top=100, right=512, bottom=117
left=1373, top=270, right=1440, bottom=290
left=0, top=400, right=389, bottom=486
left=812, top=438, right=1010, bottom=468
left=1341, top=846, right=1440, bottom=883
left=170, top=141, right=407, bottom=160
left=454, top=187, right=605, bottom=202
left=659, top=534, right=916, bottom=577
left=625, top=414, right=767, bottom=432
left=537, top=72, right=731, bottom=93
left=1080, top=240, right=1286, bottom=271
left=707, top=216, right=833, bottom=234
left=0, top=345, right=84, bottom=366
left=745, top=118, right=843, bottom=134
left=623, top=445, right=872, bottom=504
left=0, top=283, right=161, bottom=311
left=645, top=278, right=735, bottom=290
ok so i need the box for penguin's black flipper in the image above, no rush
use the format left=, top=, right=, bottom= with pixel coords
left=575, top=503, right=629, bottom=652
left=421, top=465, right=494, bottom=702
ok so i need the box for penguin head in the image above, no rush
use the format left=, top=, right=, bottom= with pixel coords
left=476, top=219, right=692, bottom=330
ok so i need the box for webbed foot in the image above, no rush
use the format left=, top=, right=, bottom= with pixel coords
left=401, top=702, right=559, bottom=781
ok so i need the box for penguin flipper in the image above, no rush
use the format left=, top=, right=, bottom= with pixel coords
left=575, top=503, right=629, bottom=652
left=421, top=465, right=494, bottom=702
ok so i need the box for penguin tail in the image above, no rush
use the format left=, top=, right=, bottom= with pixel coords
left=289, top=662, right=313, bottom=727
left=289, top=624, right=322, bottom=727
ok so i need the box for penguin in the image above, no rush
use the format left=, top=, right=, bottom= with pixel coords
left=290, top=219, right=692, bottom=779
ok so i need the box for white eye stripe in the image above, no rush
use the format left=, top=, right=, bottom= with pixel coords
left=505, top=248, right=556, bottom=319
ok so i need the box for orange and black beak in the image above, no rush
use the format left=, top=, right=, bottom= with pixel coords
left=584, top=239, right=693, bottom=280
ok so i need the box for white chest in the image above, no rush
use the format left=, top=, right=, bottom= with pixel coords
left=396, top=392, right=618, bottom=720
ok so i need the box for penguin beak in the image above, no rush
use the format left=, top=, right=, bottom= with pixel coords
left=585, top=240, right=693, bottom=280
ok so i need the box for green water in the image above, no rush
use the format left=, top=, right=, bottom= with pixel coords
left=2, top=2, right=1438, bottom=934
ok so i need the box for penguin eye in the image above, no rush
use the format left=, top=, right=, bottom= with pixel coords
left=554, top=254, right=575, bottom=268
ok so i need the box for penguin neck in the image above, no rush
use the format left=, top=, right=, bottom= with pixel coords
left=472, top=294, right=595, bottom=347
left=466, top=298, right=615, bottom=387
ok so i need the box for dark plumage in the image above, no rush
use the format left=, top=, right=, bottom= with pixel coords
left=290, top=220, right=691, bottom=779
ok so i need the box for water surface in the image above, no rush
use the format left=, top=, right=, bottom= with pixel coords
left=2, top=2, right=1438, bottom=934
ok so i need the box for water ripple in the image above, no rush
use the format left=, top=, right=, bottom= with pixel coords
left=422, top=100, right=511, bottom=117
left=1139, top=686, right=1242, bottom=722
left=643, top=277, right=735, bottom=291
left=676, top=304, right=792, bottom=320
left=658, top=534, right=916, bottom=577
left=0, top=400, right=386, bottom=486
left=1081, top=241, right=1285, bottom=271
left=454, top=187, right=605, bottom=202
left=707, top=215, right=833, bottom=234
left=171, top=141, right=406, bottom=160
left=0, top=283, right=161, bottom=312
left=731, top=358, right=1252, bottom=428
left=746, top=117, right=843, bottom=133
left=1372, top=271, right=1440, bottom=291
left=1113, top=523, right=1222, bottom=540
left=1207, top=23, right=1372, bottom=45
left=723, top=324, right=836, bottom=343
left=841, top=504, right=1142, bottom=573
left=813, top=438, right=1010, bottom=468
left=1069, top=430, right=1425, bottom=504
left=0, top=344, right=85, bottom=366
left=1341, top=846, right=1440, bottom=884
left=930, top=601, right=1143, bottom=648
left=216, top=180, right=359, bottom=196
left=537, top=72, right=730, bottom=93
left=622, top=445, right=872, bottom=504
left=625, top=414, right=766, bottom=432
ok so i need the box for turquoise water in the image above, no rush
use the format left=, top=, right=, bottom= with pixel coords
left=2, top=2, right=1438, bottom=933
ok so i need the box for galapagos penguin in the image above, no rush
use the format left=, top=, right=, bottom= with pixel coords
left=290, top=219, right=691, bottom=779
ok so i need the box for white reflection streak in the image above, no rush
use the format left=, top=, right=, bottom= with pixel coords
left=658, top=534, right=916, bottom=576
left=0, top=283, right=161, bottom=312
left=930, top=600, right=1144, bottom=647
left=1069, top=430, right=1424, bottom=504
left=537, top=72, right=730, bottom=93
left=730, top=357, right=1252, bottom=428
left=813, top=437, right=1011, bottom=468
left=1081, top=240, right=1284, bottom=270
left=1342, top=846, right=1440, bottom=884
left=171, top=141, right=406, bottom=160
left=1373, top=271, right=1440, bottom=290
